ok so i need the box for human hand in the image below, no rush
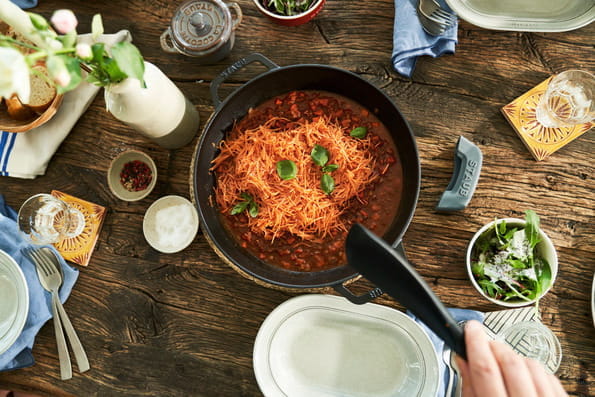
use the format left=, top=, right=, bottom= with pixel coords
left=455, top=320, right=568, bottom=397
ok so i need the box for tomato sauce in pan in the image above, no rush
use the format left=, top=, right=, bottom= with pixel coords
left=215, top=90, right=403, bottom=271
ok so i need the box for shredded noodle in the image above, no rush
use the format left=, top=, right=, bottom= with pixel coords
left=211, top=117, right=379, bottom=241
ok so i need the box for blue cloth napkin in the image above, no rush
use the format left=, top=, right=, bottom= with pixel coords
left=392, top=0, right=458, bottom=78
left=10, top=0, right=37, bottom=9
left=408, top=308, right=484, bottom=397
left=0, top=195, right=78, bottom=371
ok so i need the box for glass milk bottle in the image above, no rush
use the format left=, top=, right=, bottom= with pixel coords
left=105, top=62, right=200, bottom=149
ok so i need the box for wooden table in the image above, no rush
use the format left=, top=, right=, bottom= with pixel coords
left=1, top=1, right=593, bottom=396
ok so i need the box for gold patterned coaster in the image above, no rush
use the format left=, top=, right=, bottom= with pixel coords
left=501, top=77, right=593, bottom=161
left=51, top=190, right=106, bottom=267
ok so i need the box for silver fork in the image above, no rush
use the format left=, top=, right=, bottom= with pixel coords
left=418, top=0, right=457, bottom=36
left=442, top=346, right=454, bottom=397
left=24, top=247, right=90, bottom=379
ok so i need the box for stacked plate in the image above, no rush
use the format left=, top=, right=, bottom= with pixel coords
left=253, top=294, right=439, bottom=397
left=0, top=249, right=29, bottom=355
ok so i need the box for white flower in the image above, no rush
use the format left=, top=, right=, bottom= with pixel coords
left=50, top=9, right=78, bottom=34
left=0, top=47, right=30, bottom=103
left=49, top=39, right=63, bottom=51
left=75, top=43, right=92, bottom=60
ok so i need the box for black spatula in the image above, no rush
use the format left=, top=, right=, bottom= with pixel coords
left=345, top=223, right=466, bottom=359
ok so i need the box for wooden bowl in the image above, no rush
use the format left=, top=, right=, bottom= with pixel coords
left=0, top=94, right=63, bottom=133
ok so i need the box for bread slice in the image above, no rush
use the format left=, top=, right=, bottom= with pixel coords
left=27, top=65, right=57, bottom=113
left=5, top=95, right=35, bottom=121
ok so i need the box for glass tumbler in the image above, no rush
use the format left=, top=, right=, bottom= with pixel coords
left=497, top=321, right=562, bottom=374
left=17, top=193, right=85, bottom=244
left=535, top=70, right=595, bottom=128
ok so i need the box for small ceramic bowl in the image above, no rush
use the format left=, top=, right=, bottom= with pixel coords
left=107, top=150, right=157, bottom=202
left=466, top=218, right=558, bottom=307
left=252, top=0, right=325, bottom=26
left=143, top=195, right=199, bottom=253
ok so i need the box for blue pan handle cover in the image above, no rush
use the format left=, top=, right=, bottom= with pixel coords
left=436, top=136, right=482, bottom=212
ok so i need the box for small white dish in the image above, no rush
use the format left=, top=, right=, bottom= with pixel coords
left=107, top=150, right=157, bottom=202
left=253, top=294, right=440, bottom=397
left=143, top=195, right=199, bottom=253
left=466, top=217, right=558, bottom=308
left=0, top=249, right=29, bottom=355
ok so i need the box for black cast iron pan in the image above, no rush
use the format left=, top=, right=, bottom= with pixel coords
left=191, top=53, right=421, bottom=303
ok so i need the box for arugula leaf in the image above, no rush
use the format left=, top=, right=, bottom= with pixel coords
left=495, top=219, right=507, bottom=245
left=506, top=258, right=527, bottom=269
left=479, top=279, right=503, bottom=298
left=524, top=209, right=541, bottom=250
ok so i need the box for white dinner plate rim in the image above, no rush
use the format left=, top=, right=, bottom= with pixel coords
left=591, top=273, right=595, bottom=328
left=253, top=294, right=440, bottom=397
left=0, top=249, right=29, bottom=356
left=445, top=0, right=595, bottom=32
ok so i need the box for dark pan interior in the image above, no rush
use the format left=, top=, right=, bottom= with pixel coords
left=192, top=65, right=420, bottom=288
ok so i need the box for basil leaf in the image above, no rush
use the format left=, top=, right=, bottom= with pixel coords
left=311, top=144, right=329, bottom=167
left=248, top=201, right=259, bottom=218
left=240, top=192, right=253, bottom=201
left=524, top=209, right=541, bottom=250
left=321, top=173, right=335, bottom=194
left=230, top=201, right=249, bottom=215
left=322, top=164, right=339, bottom=173
left=276, top=159, right=297, bottom=180
left=350, top=126, right=367, bottom=138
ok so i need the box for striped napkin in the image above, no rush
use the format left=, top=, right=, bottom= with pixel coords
left=0, top=30, right=131, bottom=179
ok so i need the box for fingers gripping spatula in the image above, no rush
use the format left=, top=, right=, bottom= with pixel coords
left=345, top=223, right=467, bottom=359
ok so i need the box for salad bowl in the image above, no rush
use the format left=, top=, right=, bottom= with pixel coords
left=466, top=211, right=558, bottom=307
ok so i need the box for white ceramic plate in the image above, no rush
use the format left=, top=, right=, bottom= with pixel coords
left=0, top=249, right=29, bottom=355
left=253, top=294, right=440, bottom=397
left=591, top=273, right=595, bottom=328
left=446, top=0, right=595, bottom=32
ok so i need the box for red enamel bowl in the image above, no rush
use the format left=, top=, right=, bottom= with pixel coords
left=252, top=0, right=326, bottom=26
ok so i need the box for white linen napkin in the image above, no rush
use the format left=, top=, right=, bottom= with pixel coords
left=0, top=29, right=131, bottom=179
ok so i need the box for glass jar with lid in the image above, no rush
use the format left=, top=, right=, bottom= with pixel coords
left=160, top=0, right=242, bottom=64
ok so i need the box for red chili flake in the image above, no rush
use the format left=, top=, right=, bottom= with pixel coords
left=120, top=160, right=153, bottom=192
